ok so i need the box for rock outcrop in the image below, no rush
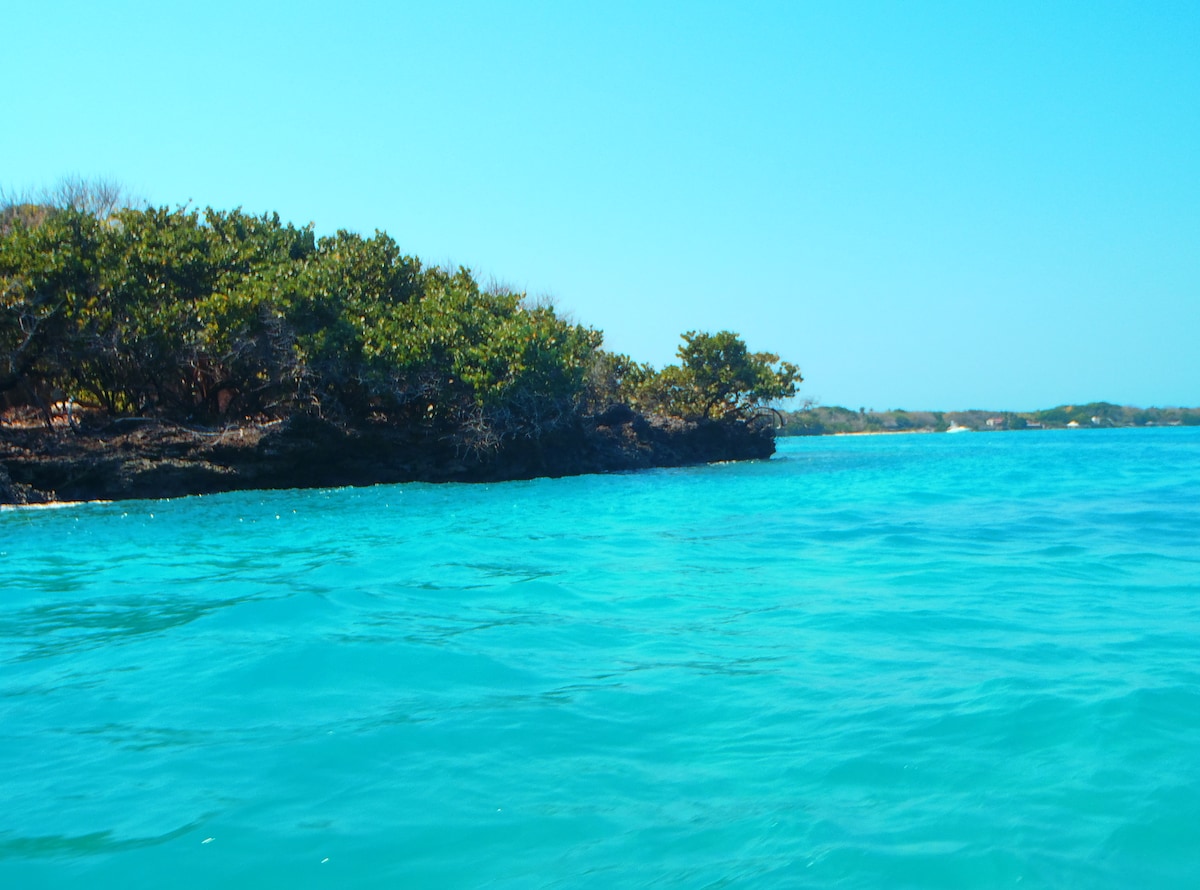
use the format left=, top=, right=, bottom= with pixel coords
left=1, top=411, right=775, bottom=505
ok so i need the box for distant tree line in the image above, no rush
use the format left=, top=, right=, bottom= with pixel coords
left=779, top=402, right=1200, bottom=436
left=1, top=180, right=800, bottom=453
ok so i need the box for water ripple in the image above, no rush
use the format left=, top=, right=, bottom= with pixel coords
left=2, top=429, right=1199, bottom=886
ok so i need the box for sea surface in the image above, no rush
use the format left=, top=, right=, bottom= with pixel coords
left=2, top=428, right=1199, bottom=888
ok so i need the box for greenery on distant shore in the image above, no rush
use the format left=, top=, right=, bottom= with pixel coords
left=1, top=179, right=800, bottom=453
left=779, top=402, right=1200, bottom=436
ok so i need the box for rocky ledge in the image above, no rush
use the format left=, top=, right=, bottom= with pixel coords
left=1, top=409, right=775, bottom=505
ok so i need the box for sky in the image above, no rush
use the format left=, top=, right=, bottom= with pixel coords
left=4, top=0, right=1198, bottom=410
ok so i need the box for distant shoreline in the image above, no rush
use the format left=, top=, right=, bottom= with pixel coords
left=830, top=429, right=938, bottom=437
left=779, top=402, right=1200, bottom=437
left=816, top=425, right=1193, bottom=439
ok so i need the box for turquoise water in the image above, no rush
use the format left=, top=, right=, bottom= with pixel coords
left=3, top=428, right=1199, bottom=888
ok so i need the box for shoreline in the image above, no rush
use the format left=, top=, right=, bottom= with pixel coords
left=1, top=412, right=775, bottom=506
left=829, top=429, right=939, bottom=437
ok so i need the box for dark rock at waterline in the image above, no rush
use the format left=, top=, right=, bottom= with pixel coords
left=0, top=411, right=775, bottom=505
left=0, top=462, right=50, bottom=505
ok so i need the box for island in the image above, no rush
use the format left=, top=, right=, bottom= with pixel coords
left=1, top=194, right=799, bottom=504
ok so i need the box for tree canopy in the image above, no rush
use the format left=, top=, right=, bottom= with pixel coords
left=632, top=330, right=801, bottom=420
left=1, top=193, right=801, bottom=450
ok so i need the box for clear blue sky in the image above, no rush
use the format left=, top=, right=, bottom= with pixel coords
left=5, top=1, right=1198, bottom=410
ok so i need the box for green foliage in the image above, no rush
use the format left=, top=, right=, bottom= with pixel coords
left=584, top=350, right=654, bottom=411
left=1033, top=402, right=1123, bottom=426
left=636, top=330, right=801, bottom=420
left=0, top=208, right=105, bottom=402
left=1, top=197, right=801, bottom=447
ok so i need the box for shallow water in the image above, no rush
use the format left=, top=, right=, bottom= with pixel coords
left=3, top=428, right=1199, bottom=887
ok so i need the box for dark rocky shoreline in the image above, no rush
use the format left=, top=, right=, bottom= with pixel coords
left=0, top=410, right=775, bottom=505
